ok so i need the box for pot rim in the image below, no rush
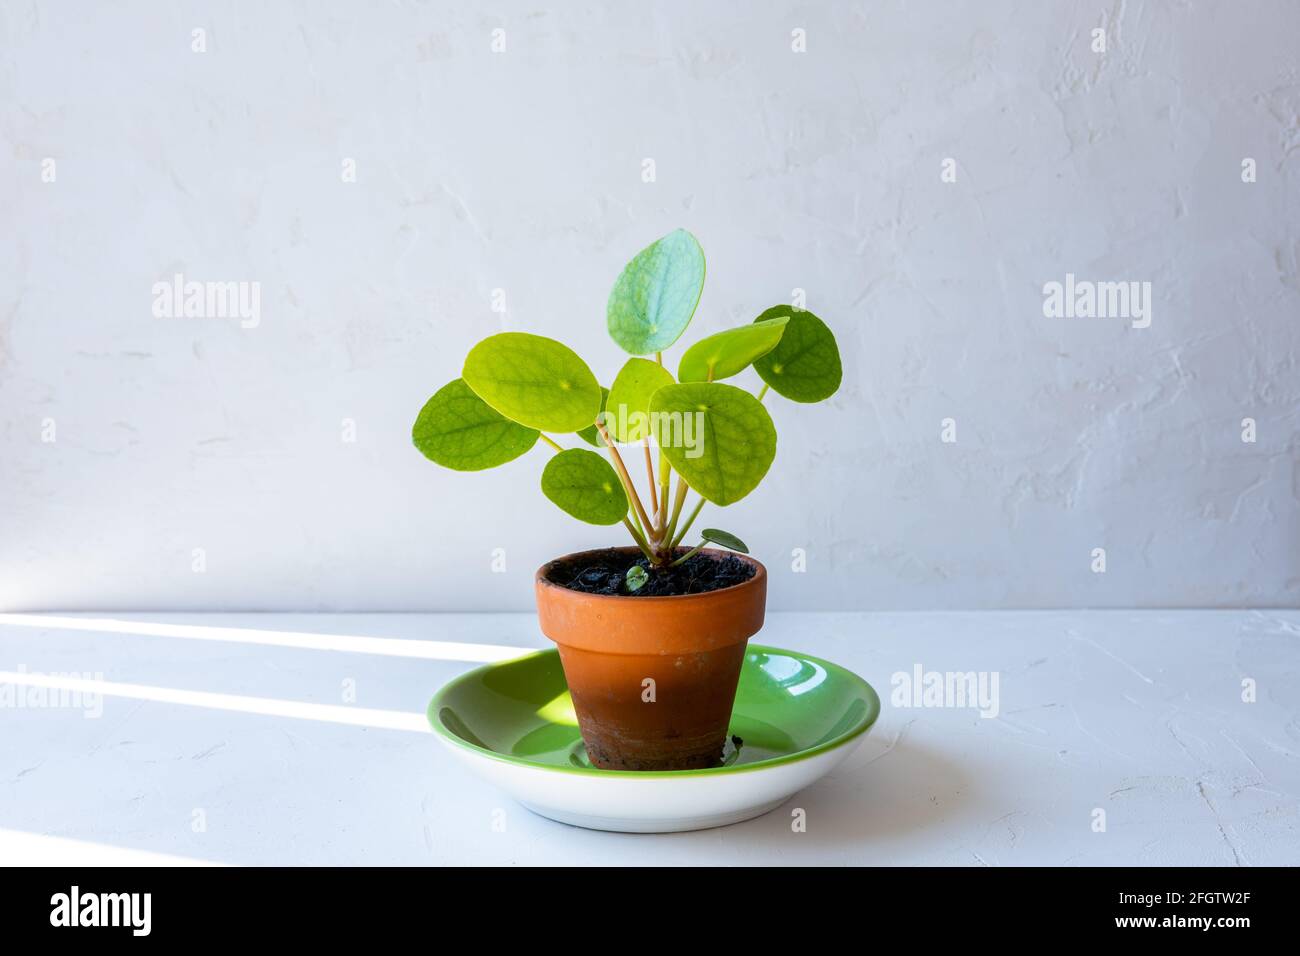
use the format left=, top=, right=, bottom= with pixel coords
left=535, top=545, right=766, bottom=603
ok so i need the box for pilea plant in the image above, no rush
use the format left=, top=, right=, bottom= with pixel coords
left=412, top=229, right=841, bottom=583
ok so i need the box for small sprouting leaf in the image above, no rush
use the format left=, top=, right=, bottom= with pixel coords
left=540, top=448, right=629, bottom=525
left=624, top=565, right=649, bottom=593
left=701, top=528, right=749, bottom=553
left=463, top=332, right=602, bottom=433
left=677, top=316, right=789, bottom=383
left=576, top=387, right=609, bottom=447
left=412, top=379, right=539, bottom=471
left=751, top=306, right=842, bottom=403
left=606, top=357, right=675, bottom=442
left=606, top=229, right=706, bottom=355
left=650, top=382, right=777, bottom=506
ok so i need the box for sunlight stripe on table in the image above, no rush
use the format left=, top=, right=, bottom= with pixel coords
left=0, top=614, right=535, bottom=663
left=0, top=827, right=225, bottom=867
left=0, top=670, right=431, bottom=733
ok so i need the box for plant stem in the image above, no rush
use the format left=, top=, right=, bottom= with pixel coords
left=628, top=501, right=646, bottom=540
left=669, top=541, right=705, bottom=567
left=539, top=434, right=564, bottom=452
left=641, top=440, right=658, bottom=518
left=671, top=496, right=705, bottom=548
left=597, top=421, right=655, bottom=539
left=657, top=454, right=671, bottom=530
left=623, top=516, right=655, bottom=563
left=655, top=351, right=663, bottom=366
left=756, top=383, right=769, bottom=401
left=664, top=475, right=689, bottom=547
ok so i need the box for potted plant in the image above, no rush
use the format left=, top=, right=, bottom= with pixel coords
left=413, top=229, right=842, bottom=771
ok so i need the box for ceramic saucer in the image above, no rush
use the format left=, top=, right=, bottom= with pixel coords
left=428, top=644, right=880, bottom=833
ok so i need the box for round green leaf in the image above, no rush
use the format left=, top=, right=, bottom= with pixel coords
left=606, top=357, right=675, bottom=442
left=751, top=306, right=842, bottom=403
left=463, top=332, right=602, bottom=433
left=412, top=378, right=539, bottom=471
left=606, top=229, right=706, bottom=355
left=677, top=316, right=789, bottom=383
left=650, top=382, right=776, bottom=506
left=576, top=387, right=609, bottom=447
left=701, top=528, right=749, bottom=553
left=624, top=565, right=649, bottom=593
left=540, top=448, right=629, bottom=525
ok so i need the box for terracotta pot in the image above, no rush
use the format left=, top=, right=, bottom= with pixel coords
left=535, top=547, right=767, bottom=771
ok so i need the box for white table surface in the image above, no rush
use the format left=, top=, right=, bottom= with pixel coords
left=1, top=610, right=1296, bottom=866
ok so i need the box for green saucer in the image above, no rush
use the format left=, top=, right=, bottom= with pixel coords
left=429, top=644, right=880, bottom=777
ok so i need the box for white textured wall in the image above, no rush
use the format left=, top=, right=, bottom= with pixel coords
left=1, top=1, right=1297, bottom=612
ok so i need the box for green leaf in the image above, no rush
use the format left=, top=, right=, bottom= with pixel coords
left=606, top=229, right=706, bottom=355
left=677, top=315, right=789, bottom=383
left=412, top=378, right=539, bottom=471
left=649, top=382, right=777, bottom=506
left=751, top=306, right=842, bottom=403
left=606, top=358, right=675, bottom=442
left=463, top=332, right=602, bottom=433
left=624, top=565, right=649, bottom=593
left=540, top=448, right=629, bottom=525
left=701, top=528, right=749, bottom=553
left=576, top=387, right=609, bottom=447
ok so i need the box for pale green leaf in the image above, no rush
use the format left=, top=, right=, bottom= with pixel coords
left=606, top=229, right=706, bottom=355
left=540, top=448, right=629, bottom=525
left=677, top=315, right=789, bottom=383
left=412, top=378, right=538, bottom=471
left=606, top=357, right=675, bottom=442
left=463, top=332, right=602, bottom=432
left=650, top=382, right=776, bottom=506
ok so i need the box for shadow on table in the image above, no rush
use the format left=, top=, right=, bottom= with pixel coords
left=720, top=737, right=972, bottom=851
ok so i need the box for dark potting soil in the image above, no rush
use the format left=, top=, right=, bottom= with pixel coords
left=547, top=548, right=756, bottom=597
